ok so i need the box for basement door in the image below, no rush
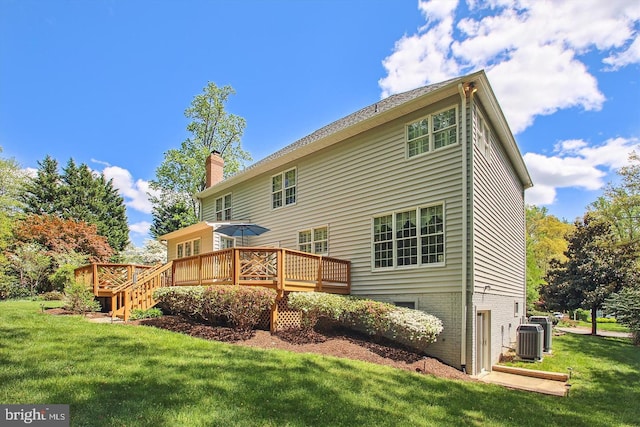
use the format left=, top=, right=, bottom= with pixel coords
left=476, top=311, right=491, bottom=374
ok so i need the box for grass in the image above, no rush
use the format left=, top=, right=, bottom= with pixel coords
left=1, top=300, right=639, bottom=427
left=572, top=320, right=631, bottom=333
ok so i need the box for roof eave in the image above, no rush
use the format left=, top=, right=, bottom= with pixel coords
left=474, top=74, right=534, bottom=189
left=197, top=79, right=464, bottom=199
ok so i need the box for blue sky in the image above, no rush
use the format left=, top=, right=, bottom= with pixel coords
left=1, top=0, right=639, bottom=247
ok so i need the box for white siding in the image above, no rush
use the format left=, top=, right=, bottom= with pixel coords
left=471, top=101, right=526, bottom=298
left=202, top=96, right=464, bottom=296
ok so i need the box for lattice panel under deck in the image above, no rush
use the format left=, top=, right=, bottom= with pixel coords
left=274, top=292, right=301, bottom=331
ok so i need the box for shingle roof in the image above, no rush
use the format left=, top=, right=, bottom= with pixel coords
left=237, top=76, right=460, bottom=176
left=199, top=70, right=531, bottom=195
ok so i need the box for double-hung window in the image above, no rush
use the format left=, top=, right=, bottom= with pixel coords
left=372, top=204, right=445, bottom=269
left=406, top=107, right=458, bottom=157
left=272, top=168, right=296, bottom=209
left=215, top=193, right=232, bottom=221
left=298, top=226, right=328, bottom=255
left=476, top=112, right=492, bottom=161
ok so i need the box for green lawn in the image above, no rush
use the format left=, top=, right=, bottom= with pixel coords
left=1, top=301, right=639, bottom=427
left=572, top=320, right=631, bottom=333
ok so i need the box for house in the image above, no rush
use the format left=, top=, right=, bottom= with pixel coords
left=161, top=70, right=533, bottom=374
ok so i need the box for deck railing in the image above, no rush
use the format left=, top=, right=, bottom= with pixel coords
left=76, top=247, right=350, bottom=322
left=75, top=262, right=173, bottom=321
left=74, top=263, right=156, bottom=296
left=172, top=247, right=351, bottom=295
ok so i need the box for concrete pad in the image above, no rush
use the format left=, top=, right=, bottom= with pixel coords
left=477, top=370, right=568, bottom=397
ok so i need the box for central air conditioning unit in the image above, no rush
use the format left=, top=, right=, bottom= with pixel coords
left=516, top=324, right=544, bottom=361
left=529, top=315, right=553, bottom=353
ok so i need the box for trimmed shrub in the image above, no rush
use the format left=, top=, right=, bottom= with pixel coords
left=63, top=282, right=100, bottom=314
left=130, top=307, right=163, bottom=320
left=41, top=291, right=64, bottom=301
left=287, top=292, right=444, bottom=349
left=154, top=287, right=207, bottom=321
left=154, top=286, right=277, bottom=332
left=344, top=298, right=394, bottom=336
left=207, top=286, right=277, bottom=331
left=288, top=292, right=348, bottom=330
left=385, top=307, right=443, bottom=348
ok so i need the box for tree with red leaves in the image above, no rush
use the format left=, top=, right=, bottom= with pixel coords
left=13, top=214, right=114, bottom=264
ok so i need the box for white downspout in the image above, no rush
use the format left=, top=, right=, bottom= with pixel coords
left=458, top=83, right=469, bottom=373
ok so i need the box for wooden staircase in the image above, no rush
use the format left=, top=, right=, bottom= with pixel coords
left=75, top=262, right=173, bottom=321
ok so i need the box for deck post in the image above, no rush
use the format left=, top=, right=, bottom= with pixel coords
left=233, top=249, right=240, bottom=285
left=92, top=263, right=99, bottom=295
left=277, top=250, right=284, bottom=297
left=123, top=290, right=131, bottom=322
left=316, top=257, right=323, bottom=292
left=270, top=301, right=278, bottom=333
left=198, top=255, right=203, bottom=286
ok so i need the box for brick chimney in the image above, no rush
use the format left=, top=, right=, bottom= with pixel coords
left=205, top=150, right=224, bottom=188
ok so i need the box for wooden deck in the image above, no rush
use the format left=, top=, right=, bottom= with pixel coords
left=75, top=247, right=350, bottom=323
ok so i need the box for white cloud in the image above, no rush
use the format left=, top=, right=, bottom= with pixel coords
left=129, top=221, right=151, bottom=236
left=90, top=158, right=111, bottom=167
left=379, top=0, right=640, bottom=133
left=101, top=165, right=158, bottom=214
left=524, top=137, right=639, bottom=205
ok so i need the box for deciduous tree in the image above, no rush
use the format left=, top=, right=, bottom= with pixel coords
left=14, top=215, right=113, bottom=263
left=151, top=82, right=251, bottom=233
left=0, top=147, right=29, bottom=287
left=543, top=214, right=639, bottom=335
left=525, top=205, right=573, bottom=312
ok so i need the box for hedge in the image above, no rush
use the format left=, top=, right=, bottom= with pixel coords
left=287, top=292, right=443, bottom=350
left=154, top=286, right=276, bottom=332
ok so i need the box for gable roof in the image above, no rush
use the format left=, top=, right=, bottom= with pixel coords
left=198, top=70, right=532, bottom=199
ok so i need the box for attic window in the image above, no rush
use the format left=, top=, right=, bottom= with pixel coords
left=406, top=106, right=458, bottom=158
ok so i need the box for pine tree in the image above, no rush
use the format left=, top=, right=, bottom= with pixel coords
left=150, top=198, right=197, bottom=238
left=22, top=156, right=130, bottom=253
left=58, top=159, right=129, bottom=252
left=22, top=155, right=61, bottom=215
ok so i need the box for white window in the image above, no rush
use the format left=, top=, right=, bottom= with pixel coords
left=372, top=204, right=445, bottom=269
left=298, top=226, right=328, bottom=255
left=215, top=193, right=232, bottom=221
left=476, top=114, right=492, bottom=161
left=406, top=107, right=457, bottom=158
left=272, top=168, right=297, bottom=209
left=221, top=236, right=234, bottom=249
left=176, top=238, right=201, bottom=259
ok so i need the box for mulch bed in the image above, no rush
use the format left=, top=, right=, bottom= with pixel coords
left=134, top=315, right=472, bottom=381
left=44, top=308, right=471, bottom=381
